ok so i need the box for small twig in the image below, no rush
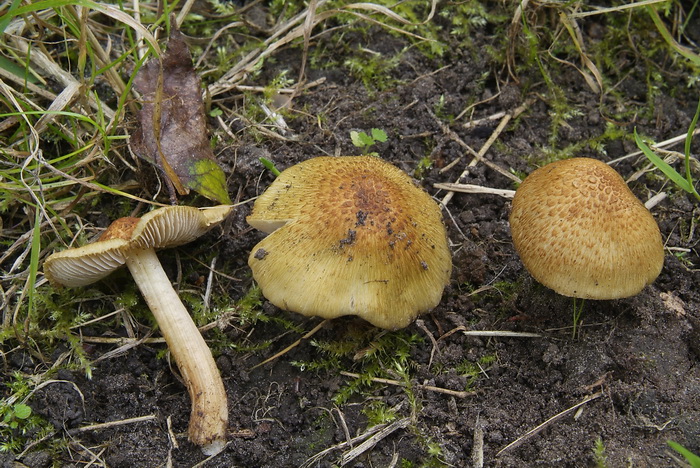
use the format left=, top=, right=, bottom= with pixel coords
left=415, top=319, right=440, bottom=370
left=203, top=256, right=217, bottom=310
left=462, top=110, right=506, bottom=128
left=436, top=99, right=532, bottom=207
left=91, top=331, right=155, bottom=363
left=301, top=418, right=407, bottom=468
left=166, top=415, right=179, bottom=449
left=334, top=407, right=353, bottom=447
left=339, top=371, right=475, bottom=399
left=340, top=418, right=411, bottom=465
left=251, top=319, right=329, bottom=369
left=644, top=192, right=667, bottom=210
left=68, top=415, right=158, bottom=435
left=496, top=391, right=603, bottom=456
left=567, top=0, right=667, bottom=18
left=439, top=326, right=543, bottom=342
left=433, top=183, right=515, bottom=199
left=462, top=330, right=543, bottom=338
left=471, top=415, right=484, bottom=468
left=455, top=95, right=502, bottom=123
left=234, top=77, right=326, bottom=94
left=609, top=127, right=700, bottom=166
left=69, top=308, right=125, bottom=330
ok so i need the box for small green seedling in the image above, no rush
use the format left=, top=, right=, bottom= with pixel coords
left=2, top=403, right=32, bottom=429
left=350, top=128, right=388, bottom=155
left=634, top=96, right=700, bottom=202
left=259, top=157, right=281, bottom=176
left=668, top=441, right=700, bottom=468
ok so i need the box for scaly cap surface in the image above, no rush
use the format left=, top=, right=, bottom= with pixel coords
left=509, top=157, right=664, bottom=299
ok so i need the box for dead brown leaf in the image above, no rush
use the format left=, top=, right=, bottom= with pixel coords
left=130, top=24, right=231, bottom=204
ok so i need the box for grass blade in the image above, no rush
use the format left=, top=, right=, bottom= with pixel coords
left=633, top=128, right=694, bottom=193
left=684, top=96, right=700, bottom=184
left=667, top=441, right=700, bottom=468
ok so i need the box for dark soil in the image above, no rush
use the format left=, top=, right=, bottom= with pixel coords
left=5, top=3, right=700, bottom=468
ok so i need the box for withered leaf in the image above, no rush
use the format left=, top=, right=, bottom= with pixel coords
left=130, top=25, right=231, bottom=204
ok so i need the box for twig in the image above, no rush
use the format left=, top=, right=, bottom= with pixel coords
left=439, top=326, right=543, bottom=341
left=251, top=319, right=329, bottom=369
left=415, top=318, right=440, bottom=370
left=609, top=127, right=700, bottom=166
left=341, top=418, right=411, bottom=465
left=68, top=414, right=158, bottom=434
left=92, top=331, right=155, bottom=363
left=471, top=416, right=484, bottom=468
left=339, top=371, right=475, bottom=399
left=644, top=192, right=667, bottom=210
left=462, top=110, right=506, bottom=128
left=433, top=183, right=515, bottom=199
left=301, top=418, right=409, bottom=468
left=69, top=309, right=126, bottom=330
left=455, top=95, right=502, bottom=123
left=234, top=77, right=326, bottom=94
left=496, top=391, right=603, bottom=456
left=80, top=335, right=165, bottom=344
left=462, top=330, right=542, bottom=338
left=436, top=99, right=533, bottom=207
left=567, top=0, right=668, bottom=18
left=203, top=256, right=217, bottom=310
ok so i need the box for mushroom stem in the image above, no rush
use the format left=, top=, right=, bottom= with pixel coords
left=125, top=248, right=228, bottom=455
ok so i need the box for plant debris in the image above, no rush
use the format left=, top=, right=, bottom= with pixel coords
left=130, top=25, right=231, bottom=204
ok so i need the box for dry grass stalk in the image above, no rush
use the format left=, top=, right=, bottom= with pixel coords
left=436, top=99, right=532, bottom=207
left=68, top=415, right=158, bottom=434
left=301, top=417, right=411, bottom=468
left=433, top=183, right=515, bottom=199
left=496, top=391, right=603, bottom=456
left=250, top=319, right=329, bottom=370
left=339, top=371, right=476, bottom=399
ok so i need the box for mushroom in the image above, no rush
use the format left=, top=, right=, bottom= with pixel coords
left=509, top=157, right=664, bottom=300
left=44, top=205, right=232, bottom=455
left=246, top=155, right=452, bottom=330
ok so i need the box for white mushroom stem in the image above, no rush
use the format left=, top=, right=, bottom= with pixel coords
left=125, top=248, right=228, bottom=455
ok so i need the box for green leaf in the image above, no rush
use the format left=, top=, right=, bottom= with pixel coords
left=634, top=128, right=693, bottom=193
left=0, top=56, right=39, bottom=84
left=684, top=96, right=700, bottom=183
left=359, top=132, right=375, bottom=146
left=0, top=0, right=24, bottom=35
left=186, top=159, right=232, bottom=204
left=646, top=7, right=700, bottom=67
left=668, top=441, right=700, bottom=468
left=350, top=130, right=367, bottom=148
left=13, top=404, right=31, bottom=420
left=371, top=128, right=388, bottom=143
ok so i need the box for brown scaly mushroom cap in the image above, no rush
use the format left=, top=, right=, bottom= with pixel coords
left=509, top=157, right=664, bottom=300
left=247, top=156, right=452, bottom=330
left=44, top=205, right=232, bottom=455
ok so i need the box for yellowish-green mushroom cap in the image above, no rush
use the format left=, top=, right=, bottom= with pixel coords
left=509, top=157, right=664, bottom=300
left=247, top=156, right=453, bottom=330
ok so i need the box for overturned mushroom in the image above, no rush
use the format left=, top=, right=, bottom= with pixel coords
left=509, top=157, right=664, bottom=300
left=247, top=156, right=452, bottom=330
left=44, top=205, right=232, bottom=455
